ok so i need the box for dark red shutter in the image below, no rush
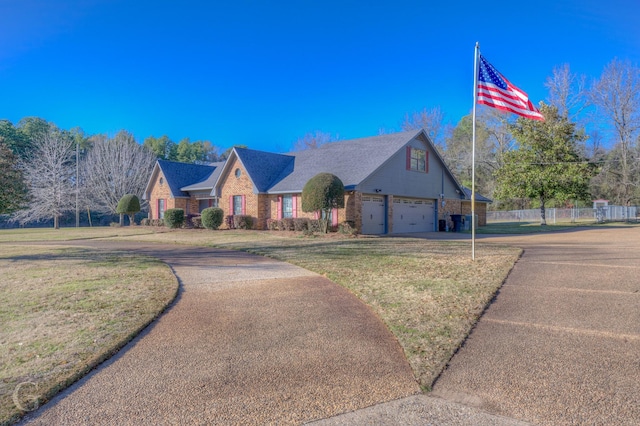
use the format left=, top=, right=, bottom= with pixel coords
left=406, top=146, right=412, bottom=170
left=292, top=195, right=298, bottom=218
left=277, top=196, right=282, bottom=219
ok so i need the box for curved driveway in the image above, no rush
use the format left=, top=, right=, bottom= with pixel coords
left=21, top=241, right=419, bottom=425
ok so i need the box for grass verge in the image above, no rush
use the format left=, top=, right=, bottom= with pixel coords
left=0, top=227, right=157, bottom=243
left=0, top=244, right=178, bottom=426
left=477, top=221, right=640, bottom=234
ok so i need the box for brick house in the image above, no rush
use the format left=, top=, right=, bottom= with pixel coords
left=143, top=130, right=490, bottom=234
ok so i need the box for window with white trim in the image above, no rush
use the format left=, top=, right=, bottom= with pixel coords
left=282, top=194, right=293, bottom=218
left=233, top=195, right=243, bottom=215
left=158, top=199, right=165, bottom=219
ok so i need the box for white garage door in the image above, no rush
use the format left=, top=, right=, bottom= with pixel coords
left=393, top=198, right=435, bottom=233
left=362, top=195, right=385, bottom=234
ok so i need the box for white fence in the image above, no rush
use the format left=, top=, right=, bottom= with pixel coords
left=487, top=206, right=639, bottom=224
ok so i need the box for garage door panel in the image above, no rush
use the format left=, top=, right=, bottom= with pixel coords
left=362, top=196, right=385, bottom=235
left=393, top=198, right=435, bottom=233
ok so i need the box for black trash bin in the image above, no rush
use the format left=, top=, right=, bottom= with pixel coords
left=450, top=214, right=463, bottom=232
left=438, top=219, right=446, bottom=232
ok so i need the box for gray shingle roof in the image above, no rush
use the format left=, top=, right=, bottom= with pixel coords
left=234, top=148, right=294, bottom=192
left=462, top=187, right=492, bottom=203
left=181, top=161, right=225, bottom=191
left=150, top=130, right=475, bottom=200
left=269, top=130, right=422, bottom=192
left=157, top=160, right=216, bottom=197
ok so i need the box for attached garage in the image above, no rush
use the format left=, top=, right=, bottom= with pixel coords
left=392, top=197, right=435, bottom=233
left=361, top=195, right=386, bottom=235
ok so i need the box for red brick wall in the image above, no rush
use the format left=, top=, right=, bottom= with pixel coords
left=148, top=170, right=175, bottom=219
left=263, top=192, right=353, bottom=227
left=439, top=199, right=487, bottom=226
left=218, top=157, right=260, bottom=228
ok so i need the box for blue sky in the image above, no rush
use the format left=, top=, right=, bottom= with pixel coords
left=1, top=0, right=639, bottom=152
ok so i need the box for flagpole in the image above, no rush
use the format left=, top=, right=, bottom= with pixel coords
left=471, top=42, right=479, bottom=261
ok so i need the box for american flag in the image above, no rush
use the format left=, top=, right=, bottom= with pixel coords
left=477, top=54, right=544, bottom=121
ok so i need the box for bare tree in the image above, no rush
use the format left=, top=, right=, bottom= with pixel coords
left=545, top=64, right=588, bottom=121
left=401, top=106, right=446, bottom=151
left=479, top=107, right=516, bottom=167
left=12, top=128, right=76, bottom=228
left=590, top=58, right=640, bottom=205
left=81, top=130, right=157, bottom=214
left=293, top=131, right=337, bottom=151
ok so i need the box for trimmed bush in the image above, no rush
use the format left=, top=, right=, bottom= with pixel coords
left=293, top=218, right=309, bottom=231
left=164, top=209, right=185, bottom=229
left=116, top=194, right=141, bottom=226
left=201, top=207, right=224, bottom=230
left=281, top=217, right=295, bottom=231
left=301, top=173, right=345, bottom=233
left=233, top=215, right=254, bottom=230
left=308, top=219, right=322, bottom=233
left=338, top=220, right=357, bottom=236
left=191, top=216, right=203, bottom=229
left=266, top=218, right=310, bottom=232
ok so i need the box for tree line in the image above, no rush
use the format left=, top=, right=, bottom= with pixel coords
left=0, top=119, right=228, bottom=227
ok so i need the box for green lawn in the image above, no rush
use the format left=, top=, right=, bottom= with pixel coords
left=477, top=220, right=640, bottom=234
left=0, top=242, right=177, bottom=426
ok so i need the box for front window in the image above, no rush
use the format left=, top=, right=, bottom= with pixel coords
left=233, top=195, right=243, bottom=215
left=410, top=148, right=426, bottom=172
left=158, top=199, right=165, bottom=219
left=282, top=195, right=293, bottom=218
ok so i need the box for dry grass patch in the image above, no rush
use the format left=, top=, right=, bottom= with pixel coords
left=0, top=245, right=178, bottom=425
left=0, top=227, right=157, bottom=243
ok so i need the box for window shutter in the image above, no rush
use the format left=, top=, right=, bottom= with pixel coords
left=292, top=195, right=298, bottom=218
left=277, top=196, right=282, bottom=219
left=229, top=196, right=233, bottom=215
left=332, top=208, right=339, bottom=227
left=241, top=195, right=246, bottom=215
left=425, top=151, right=429, bottom=173
left=406, top=146, right=412, bottom=170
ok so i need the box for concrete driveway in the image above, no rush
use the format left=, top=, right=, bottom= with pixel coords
left=431, top=227, right=640, bottom=425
